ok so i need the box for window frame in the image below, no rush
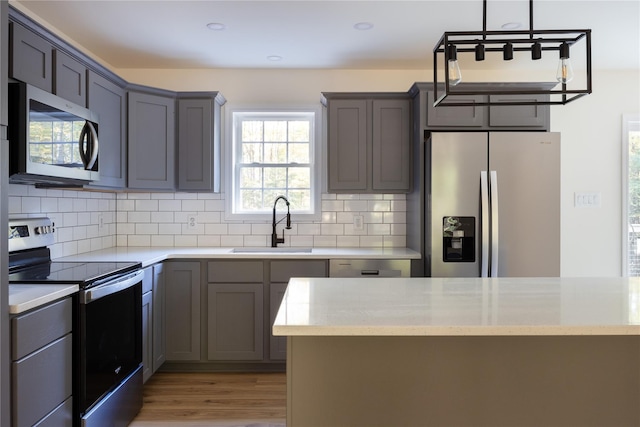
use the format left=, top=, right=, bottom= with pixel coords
left=622, top=114, right=640, bottom=276
left=224, top=105, right=322, bottom=222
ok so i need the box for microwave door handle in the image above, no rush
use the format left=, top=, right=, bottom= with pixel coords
left=78, top=122, right=99, bottom=170
left=86, top=121, right=99, bottom=169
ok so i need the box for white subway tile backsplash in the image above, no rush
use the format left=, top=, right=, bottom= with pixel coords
left=8, top=185, right=408, bottom=257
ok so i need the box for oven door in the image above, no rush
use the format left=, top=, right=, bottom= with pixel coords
left=77, top=270, right=143, bottom=414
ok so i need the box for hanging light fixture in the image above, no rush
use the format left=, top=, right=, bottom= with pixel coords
left=433, top=0, right=591, bottom=107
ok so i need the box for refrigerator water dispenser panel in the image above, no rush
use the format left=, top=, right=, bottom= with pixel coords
left=443, top=216, right=475, bottom=262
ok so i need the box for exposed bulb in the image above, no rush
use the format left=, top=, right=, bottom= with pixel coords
left=556, top=42, right=574, bottom=84
left=556, top=58, right=574, bottom=84
left=446, top=44, right=462, bottom=86
left=448, top=59, right=462, bottom=86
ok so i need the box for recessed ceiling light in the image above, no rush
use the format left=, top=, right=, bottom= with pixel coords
left=206, top=22, right=226, bottom=31
left=501, top=22, right=522, bottom=30
left=353, top=22, right=374, bottom=31
left=267, top=55, right=283, bottom=62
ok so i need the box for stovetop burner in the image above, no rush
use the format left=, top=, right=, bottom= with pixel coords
left=9, top=260, right=142, bottom=288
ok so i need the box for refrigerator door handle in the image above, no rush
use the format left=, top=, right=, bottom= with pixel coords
left=480, top=171, right=490, bottom=277
left=490, top=170, right=499, bottom=277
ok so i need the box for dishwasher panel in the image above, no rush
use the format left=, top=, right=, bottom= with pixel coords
left=329, top=259, right=410, bottom=277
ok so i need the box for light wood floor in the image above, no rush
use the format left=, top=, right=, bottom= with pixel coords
left=129, top=372, right=286, bottom=427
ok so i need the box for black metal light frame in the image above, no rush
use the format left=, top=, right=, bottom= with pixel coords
left=433, top=0, right=592, bottom=107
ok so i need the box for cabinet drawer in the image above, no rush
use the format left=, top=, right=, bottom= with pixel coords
left=33, top=398, right=73, bottom=427
left=11, top=297, right=72, bottom=360
left=208, top=261, right=263, bottom=283
left=270, top=260, right=327, bottom=282
left=12, top=334, right=72, bottom=427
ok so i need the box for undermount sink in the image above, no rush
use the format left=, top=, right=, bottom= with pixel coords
left=231, top=247, right=313, bottom=253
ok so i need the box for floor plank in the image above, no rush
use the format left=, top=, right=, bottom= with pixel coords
left=129, top=372, right=286, bottom=427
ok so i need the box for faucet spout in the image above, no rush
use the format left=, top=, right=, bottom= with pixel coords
left=272, top=196, right=291, bottom=247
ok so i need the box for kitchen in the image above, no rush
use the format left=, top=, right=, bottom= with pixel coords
left=1, top=0, right=639, bottom=426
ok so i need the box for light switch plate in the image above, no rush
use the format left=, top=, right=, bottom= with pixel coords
left=574, top=192, right=601, bottom=208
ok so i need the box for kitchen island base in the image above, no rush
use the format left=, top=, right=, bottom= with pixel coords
left=286, top=335, right=640, bottom=427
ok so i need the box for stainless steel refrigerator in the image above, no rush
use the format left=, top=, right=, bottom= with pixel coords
left=426, top=132, right=560, bottom=277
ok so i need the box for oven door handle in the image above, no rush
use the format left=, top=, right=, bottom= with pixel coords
left=81, top=269, right=144, bottom=304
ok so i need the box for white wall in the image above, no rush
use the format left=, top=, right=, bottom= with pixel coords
left=117, top=68, right=640, bottom=277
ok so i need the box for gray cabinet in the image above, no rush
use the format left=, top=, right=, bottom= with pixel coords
left=325, top=94, right=412, bottom=193
left=11, top=298, right=73, bottom=427
left=207, top=261, right=264, bottom=361
left=127, top=89, right=176, bottom=190
left=141, top=263, right=166, bottom=382
left=9, top=22, right=52, bottom=92
left=141, top=284, right=153, bottom=383
left=152, top=263, right=166, bottom=372
left=177, top=93, right=225, bottom=192
left=413, top=83, right=550, bottom=131
left=87, top=72, right=127, bottom=189
left=53, top=50, right=86, bottom=106
left=165, top=261, right=200, bottom=361
left=269, top=260, right=328, bottom=361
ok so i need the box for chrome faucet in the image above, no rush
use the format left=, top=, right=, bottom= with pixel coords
left=272, top=196, right=291, bottom=247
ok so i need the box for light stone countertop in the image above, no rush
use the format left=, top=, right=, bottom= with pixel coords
left=57, top=246, right=421, bottom=267
left=273, top=276, right=640, bottom=336
left=9, top=284, right=78, bottom=314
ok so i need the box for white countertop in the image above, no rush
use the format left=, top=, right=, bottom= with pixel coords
left=58, top=246, right=420, bottom=267
left=9, top=284, right=78, bottom=314
left=273, top=277, right=640, bottom=336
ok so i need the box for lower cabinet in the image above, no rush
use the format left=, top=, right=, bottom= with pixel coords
left=165, top=261, right=201, bottom=361
left=11, top=297, right=73, bottom=427
left=161, top=258, right=328, bottom=371
left=141, top=263, right=166, bottom=383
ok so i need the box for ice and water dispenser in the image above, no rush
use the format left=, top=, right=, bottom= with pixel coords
left=442, top=216, right=475, bottom=262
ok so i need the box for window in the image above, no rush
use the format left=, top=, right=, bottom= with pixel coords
left=623, top=114, right=640, bottom=276
left=226, top=108, right=321, bottom=220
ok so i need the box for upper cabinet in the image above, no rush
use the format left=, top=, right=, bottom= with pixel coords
left=53, top=50, right=86, bottom=107
left=176, top=92, right=226, bottom=192
left=9, top=22, right=53, bottom=92
left=324, top=93, right=412, bottom=193
left=87, top=72, right=127, bottom=189
left=127, top=87, right=176, bottom=190
left=412, top=83, right=550, bottom=131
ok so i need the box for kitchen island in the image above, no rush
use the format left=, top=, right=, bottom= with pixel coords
left=273, top=277, right=640, bottom=427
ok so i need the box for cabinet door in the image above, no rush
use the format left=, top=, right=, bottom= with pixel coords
left=178, top=98, right=220, bottom=191
left=141, top=290, right=153, bottom=383
left=53, top=50, right=86, bottom=106
left=426, top=91, right=484, bottom=127
left=165, top=262, right=201, bottom=361
left=152, top=263, right=166, bottom=372
left=269, top=282, right=288, bottom=361
left=208, top=283, right=264, bottom=361
left=87, top=72, right=127, bottom=188
left=328, top=99, right=368, bottom=191
left=9, top=22, right=52, bottom=91
left=488, top=94, right=550, bottom=129
left=128, top=91, right=176, bottom=189
left=372, top=99, right=411, bottom=191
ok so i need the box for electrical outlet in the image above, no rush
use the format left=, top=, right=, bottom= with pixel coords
left=187, top=214, right=198, bottom=229
left=98, top=214, right=104, bottom=230
left=353, top=214, right=364, bottom=231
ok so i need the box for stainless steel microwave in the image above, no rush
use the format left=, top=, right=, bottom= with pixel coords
left=8, top=82, right=100, bottom=186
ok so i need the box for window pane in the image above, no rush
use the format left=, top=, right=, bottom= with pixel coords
left=240, top=167, right=262, bottom=189
left=242, top=121, right=263, bottom=142
left=264, top=143, right=287, bottom=163
left=288, top=121, right=309, bottom=142
left=242, top=143, right=263, bottom=163
left=264, top=190, right=285, bottom=209
left=628, top=121, right=640, bottom=276
left=288, top=167, right=310, bottom=188
left=288, top=190, right=310, bottom=210
left=289, top=143, right=310, bottom=163
left=264, top=167, right=287, bottom=189
left=240, top=189, right=263, bottom=210
left=264, top=121, right=287, bottom=142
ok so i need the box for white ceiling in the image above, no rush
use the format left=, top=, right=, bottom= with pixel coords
left=10, top=0, right=640, bottom=70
